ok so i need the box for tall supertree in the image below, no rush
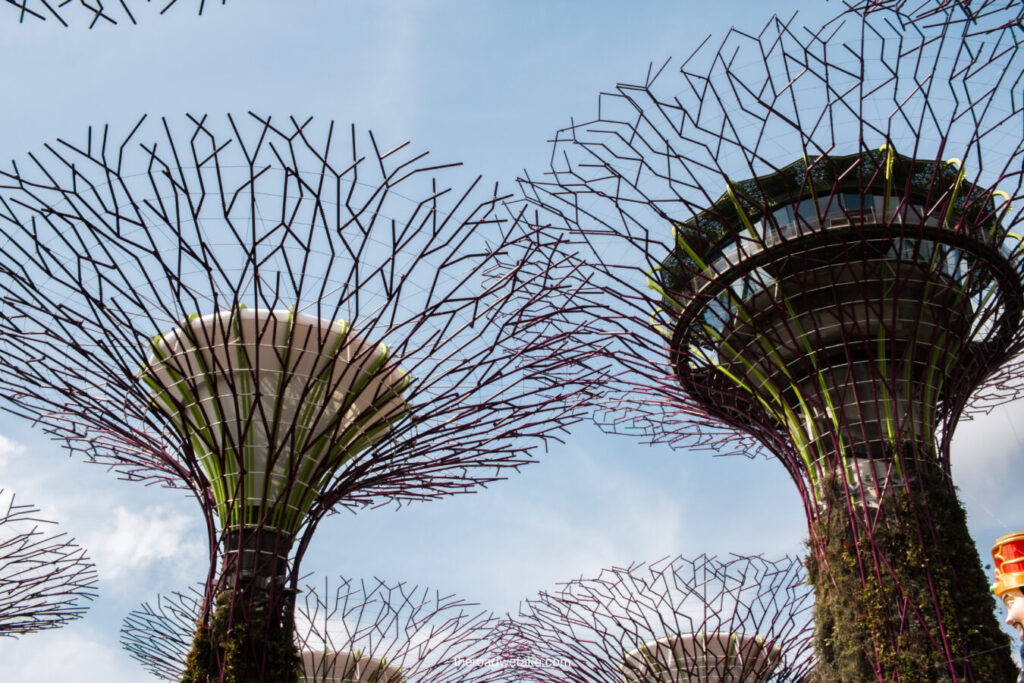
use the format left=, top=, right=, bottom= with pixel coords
left=0, top=113, right=595, bottom=681
left=4, top=0, right=225, bottom=28
left=520, top=6, right=1024, bottom=681
left=0, top=489, right=98, bottom=636
left=496, top=555, right=815, bottom=682
left=121, top=576, right=501, bottom=682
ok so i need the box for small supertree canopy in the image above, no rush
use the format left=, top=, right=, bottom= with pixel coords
left=120, top=587, right=199, bottom=681
left=294, top=577, right=499, bottom=682
left=4, top=0, right=225, bottom=28
left=500, top=554, right=815, bottom=683
left=0, top=489, right=98, bottom=637
left=121, top=577, right=502, bottom=682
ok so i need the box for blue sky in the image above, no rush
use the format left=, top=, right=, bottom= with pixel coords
left=1, top=1, right=1022, bottom=680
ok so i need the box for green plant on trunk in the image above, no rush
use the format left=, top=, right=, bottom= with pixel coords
left=181, top=590, right=300, bottom=683
left=807, top=465, right=1013, bottom=682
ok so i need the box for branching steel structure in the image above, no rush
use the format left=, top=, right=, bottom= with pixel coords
left=843, top=0, right=1023, bottom=35
left=0, top=489, right=98, bottom=637
left=498, top=555, right=815, bottom=682
left=0, top=113, right=594, bottom=681
left=520, top=7, right=1024, bottom=682
left=4, top=0, right=225, bottom=28
left=122, top=576, right=501, bottom=682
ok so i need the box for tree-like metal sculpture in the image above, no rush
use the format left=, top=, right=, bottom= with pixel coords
left=0, top=489, right=98, bottom=636
left=498, top=555, right=815, bottom=682
left=520, top=7, right=1024, bottom=682
left=122, top=577, right=501, bottom=682
left=4, top=0, right=224, bottom=28
left=0, top=113, right=593, bottom=681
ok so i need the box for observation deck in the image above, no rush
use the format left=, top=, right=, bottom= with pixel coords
left=660, top=152, right=1023, bottom=478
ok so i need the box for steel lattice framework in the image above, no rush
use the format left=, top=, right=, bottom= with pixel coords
left=121, top=576, right=502, bottom=682
left=842, top=0, right=1023, bottom=35
left=0, top=113, right=595, bottom=681
left=0, top=489, right=98, bottom=637
left=494, top=555, right=815, bottom=683
left=4, top=0, right=225, bottom=27
left=520, top=6, right=1024, bottom=682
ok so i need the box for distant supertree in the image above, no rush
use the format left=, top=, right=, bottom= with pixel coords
left=4, top=0, right=225, bottom=28
left=520, top=6, right=1024, bottom=682
left=0, top=489, right=98, bottom=637
left=0, top=113, right=594, bottom=681
left=495, top=555, right=815, bottom=682
left=122, top=577, right=500, bottom=682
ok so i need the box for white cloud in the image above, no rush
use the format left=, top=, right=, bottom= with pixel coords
left=87, top=505, right=206, bottom=583
left=0, top=433, right=26, bottom=468
left=0, top=622, right=141, bottom=681
left=950, top=400, right=1024, bottom=526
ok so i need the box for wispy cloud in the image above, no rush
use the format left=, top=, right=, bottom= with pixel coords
left=950, top=401, right=1024, bottom=529
left=0, top=433, right=26, bottom=468
left=87, top=505, right=206, bottom=584
left=0, top=621, right=140, bottom=680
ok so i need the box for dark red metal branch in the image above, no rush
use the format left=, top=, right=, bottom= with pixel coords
left=3, top=0, right=226, bottom=27
left=0, top=489, right=98, bottom=637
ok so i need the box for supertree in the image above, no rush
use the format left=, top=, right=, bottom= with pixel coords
left=0, top=113, right=595, bottom=681
left=0, top=488, right=98, bottom=636
left=519, top=6, right=1024, bottom=682
left=121, top=576, right=502, bottom=682
left=493, top=555, right=815, bottom=682
left=4, top=0, right=225, bottom=28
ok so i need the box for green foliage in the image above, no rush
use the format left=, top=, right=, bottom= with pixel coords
left=180, top=589, right=300, bottom=683
left=807, top=466, right=1014, bottom=682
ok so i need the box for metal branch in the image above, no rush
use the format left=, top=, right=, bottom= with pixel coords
left=0, top=489, right=98, bottom=637
left=3, top=0, right=226, bottom=27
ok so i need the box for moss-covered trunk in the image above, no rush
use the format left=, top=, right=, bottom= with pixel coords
left=182, top=586, right=300, bottom=683
left=807, top=465, right=1013, bottom=682
left=181, top=529, right=300, bottom=683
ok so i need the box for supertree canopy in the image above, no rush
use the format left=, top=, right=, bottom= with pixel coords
left=121, top=576, right=501, bottom=682
left=0, top=489, right=98, bottom=637
left=0, top=113, right=595, bottom=681
left=841, top=0, right=1023, bottom=35
left=520, top=6, right=1024, bottom=682
left=497, top=554, right=815, bottom=682
left=4, top=0, right=225, bottom=28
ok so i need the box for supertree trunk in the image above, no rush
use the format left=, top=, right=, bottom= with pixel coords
left=518, top=5, right=1024, bottom=680
left=808, top=460, right=1007, bottom=681
left=0, top=114, right=598, bottom=682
